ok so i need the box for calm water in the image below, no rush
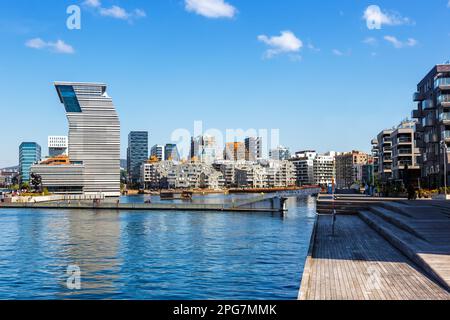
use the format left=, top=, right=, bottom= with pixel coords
left=0, top=196, right=316, bottom=300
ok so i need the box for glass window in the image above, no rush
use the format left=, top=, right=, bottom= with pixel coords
left=57, top=85, right=81, bottom=112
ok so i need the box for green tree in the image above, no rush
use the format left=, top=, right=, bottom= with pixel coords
left=30, top=173, right=42, bottom=192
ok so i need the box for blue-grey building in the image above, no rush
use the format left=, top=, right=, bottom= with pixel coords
left=127, top=131, right=149, bottom=185
left=165, top=144, right=180, bottom=161
left=19, top=142, right=41, bottom=183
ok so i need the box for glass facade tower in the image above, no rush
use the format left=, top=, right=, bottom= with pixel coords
left=19, top=142, right=41, bottom=183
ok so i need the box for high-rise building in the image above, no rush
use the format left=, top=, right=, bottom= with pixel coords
left=411, top=63, right=450, bottom=188
left=224, top=142, right=246, bottom=161
left=151, top=145, right=164, bottom=162
left=335, top=151, right=368, bottom=189
left=270, top=146, right=291, bottom=161
left=127, top=131, right=148, bottom=185
left=31, top=82, right=121, bottom=196
left=48, top=136, right=68, bottom=158
left=19, top=142, right=41, bottom=183
left=164, top=144, right=180, bottom=161
left=245, top=137, right=262, bottom=161
left=190, top=135, right=217, bottom=163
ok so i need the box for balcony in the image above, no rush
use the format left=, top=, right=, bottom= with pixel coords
left=442, top=131, right=450, bottom=141
left=398, top=149, right=412, bottom=155
left=411, top=109, right=421, bottom=119
left=435, top=77, right=450, bottom=90
left=423, top=116, right=436, bottom=127
left=397, top=137, right=412, bottom=144
left=422, top=99, right=435, bottom=110
left=440, top=112, right=450, bottom=123
left=424, top=133, right=439, bottom=143
left=437, top=94, right=450, bottom=107
left=413, top=92, right=425, bottom=102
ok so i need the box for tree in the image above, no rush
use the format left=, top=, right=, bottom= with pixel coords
left=30, top=173, right=42, bottom=193
left=20, top=182, right=30, bottom=191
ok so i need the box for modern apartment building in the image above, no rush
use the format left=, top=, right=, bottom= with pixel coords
left=127, top=131, right=148, bottom=185
left=164, top=144, right=180, bottom=161
left=151, top=144, right=164, bottom=162
left=291, top=151, right=317, bottom=186
left=269, top=145, right=291, bottom=161
left=19, top=142, right=41, bottom=183
left=48, top=136, right=68, bottom=158
left=244, top=137, right=263, bottom=161
left=313, top=152, right=335, bottom=186
left=224, top=142, right=245, bottom=161
left=142, top=161, right=224, bottom=190
left=376, top=129, right=394, bottom=183
left=371, top=138, right=379, bottom=176
left=391, top=120, right=421, bottom=183
left=412, top=63, right=450, bottom=188
left=335, top=151, right=368, bottom=189
left=32, top=82, right=121, bottom=197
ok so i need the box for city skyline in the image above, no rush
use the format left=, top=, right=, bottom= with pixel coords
left=1, top=1, right=450, bottom=167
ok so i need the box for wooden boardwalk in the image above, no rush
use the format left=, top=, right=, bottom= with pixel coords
left=299, top=215, right=450, bottom=300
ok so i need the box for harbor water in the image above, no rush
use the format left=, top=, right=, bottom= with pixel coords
left=0, top=195, right=316, bottom=300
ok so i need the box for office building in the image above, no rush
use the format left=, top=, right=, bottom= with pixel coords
left=412, top=63, right=450, bottom=188
left=245, top=137, right=263, bottom=161
left=127, top=131, right=148, bottom=185
left=32, top=82, right=121, bottom=196
left=224, top=142, right=245, bottom=161
left=191, top=135, right=217, bottom=163
left=48, top=136, right=68, bottom=158
left=151, top=144, right=164, bottom=162
left=164, top=144, right=180, bottom=161
left=19, top=142, right=41, bottom=183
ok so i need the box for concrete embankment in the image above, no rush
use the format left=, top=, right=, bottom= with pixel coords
left=299, top=195, right=450, bottom=300
left=0, top=195, right=288, bottom=213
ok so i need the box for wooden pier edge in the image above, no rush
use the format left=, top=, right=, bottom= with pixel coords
left=298, top=215, right=318, bottom=300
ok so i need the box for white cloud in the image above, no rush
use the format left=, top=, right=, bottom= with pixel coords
left=307, top=42, right=320, bottom=52
left=363, top=5, right=412, bottom=30
left=257, top=31, right=303, bottom=59
left=384, top=35, right=418, bottom=48
left=185, top=0, right=237, bottom=19
left=25, top=38, right=74, bottom=54
left=363, top=37, right=378, bottom=46
left=84, top=0, right=146, bottom=22
left=84, top=0, right=101, bottom=8
left=332, top=49, right=351, bottom=57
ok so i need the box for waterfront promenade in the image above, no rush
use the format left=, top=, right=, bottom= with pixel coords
left=300, top=196, right=450, bottom=300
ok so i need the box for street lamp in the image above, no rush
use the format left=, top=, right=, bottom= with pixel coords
left=440, top=140, right=448, bottom=198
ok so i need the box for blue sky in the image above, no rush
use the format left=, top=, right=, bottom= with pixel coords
left=0, top=0, right=449, bottom=167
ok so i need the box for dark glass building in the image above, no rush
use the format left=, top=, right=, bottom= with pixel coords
left=412, top=63, right=450, bottom=188
left=127, top=131, right=149, bottom=185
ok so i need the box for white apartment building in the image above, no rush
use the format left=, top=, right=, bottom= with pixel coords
left=48, top=136, right=68, bottom=157
left=291, top=151, right=317, bottom=186
left=313, top=152, right=335, bottom=185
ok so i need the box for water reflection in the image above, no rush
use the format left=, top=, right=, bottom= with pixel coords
left=0, top=196, right=316, bottom=300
